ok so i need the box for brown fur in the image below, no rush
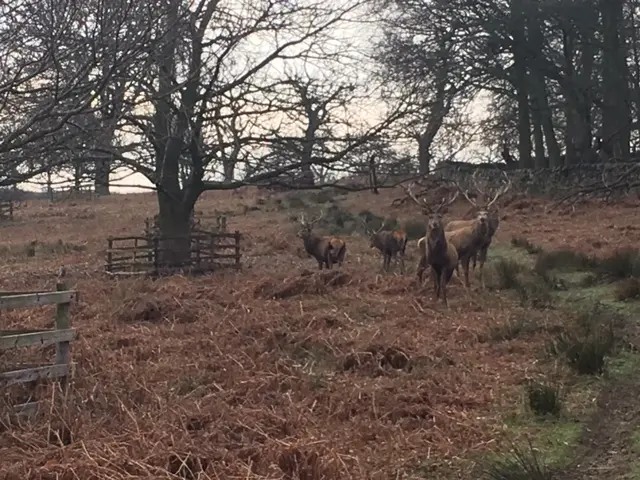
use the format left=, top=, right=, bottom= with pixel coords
left=417, top=216, right=458, bottom=306
left=297, top=212, right=334, bottom=270
left=471, top=211, right=499, bottom=278
left=444, top=211, right=490, bottom=288
left=328, top=237, right=347, bottom=266
left=449, top=170, right=511, bottom=288
left=445, top=213, right=499, bottom=288
left=369, top=230, right=408, bottom=273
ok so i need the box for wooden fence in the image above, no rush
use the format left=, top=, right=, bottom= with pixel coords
left=51, top=187, right=94, bottom=203
left=0, top=283, right=77, bottom=417
left=105, top=231, right=242, bottom=277
left=0, top=200, right=13, bottom=221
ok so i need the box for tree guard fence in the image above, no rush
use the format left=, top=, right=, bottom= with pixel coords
left=105, top=231, right=242, bottom=277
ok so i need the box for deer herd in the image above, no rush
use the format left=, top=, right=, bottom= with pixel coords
left=296, top=172, right=512, bottom=306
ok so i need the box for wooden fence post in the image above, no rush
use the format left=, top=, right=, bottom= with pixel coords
left=153, top=236, right=159, bottom=275
left=55, top=282, right=71, bottom=391
left=106, top=237, right=113, bottom=274
left=234, top=231, right=241, bottom=268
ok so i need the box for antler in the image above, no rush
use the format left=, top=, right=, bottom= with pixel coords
left=360, top=217, right=372, bottom=234
left=402, top=182, right=433, bottom=214
left=454, top=177, right=478, bottom=207
left=433, top=190, right=459, bottom=214
left=307, top=210, right=324, bottom=226
left=486, top=171, right=511, bottom=208
left=471, top=169, right=488, bottom=199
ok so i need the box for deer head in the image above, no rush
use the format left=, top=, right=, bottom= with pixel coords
left=402, top=182, right=459, bottom=219
left=360, top=216, right=387, bottom=248
left=456, top=170, right=511, bottom=214
left=297, top=210, right=324, bottom=238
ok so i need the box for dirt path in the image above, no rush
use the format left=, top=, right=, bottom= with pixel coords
left=559, top=340, right=640, bottom=479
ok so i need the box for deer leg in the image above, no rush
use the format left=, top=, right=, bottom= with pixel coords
left=416, top=255, right=425, bottom=283
left=399, top=252, right=405, bottom=274
left=441, top=271, right=449, bottom=307
left=462, top=256, right=471, bottom=289
left=478, top=247, right=488, bottom=289
left=432, top=265, right=441, bottom=300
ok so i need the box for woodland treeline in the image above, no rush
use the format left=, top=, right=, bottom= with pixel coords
left=0, top=0, right=636, bottom=237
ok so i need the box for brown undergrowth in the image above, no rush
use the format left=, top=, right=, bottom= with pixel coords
left=1, top=189, right=640, bottom=478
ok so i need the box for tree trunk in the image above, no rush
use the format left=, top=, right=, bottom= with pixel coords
left=417, top=135, right=432, bottom=174
left=527, top=2, right=560, bottom=168
left=156, top=189, right=195, bottom=268
left=73, top=160, right=82, bottom=190
left=530, top=99, right=547, bottom=169
left=223, top=160, right=234, bottom=183
left=510, top=0, right=532, bottom=168
left=601, top=0, right=631, bottom=160
left=94, top=155, right=110, bottom=195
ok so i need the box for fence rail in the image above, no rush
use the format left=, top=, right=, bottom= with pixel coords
left=50, top=187, right=94, bottom=203
left=105, top=231, right=242, bottom=277
left=0, top=282, right=76, bottom=417
left=0, top=200, right=13, bottom=221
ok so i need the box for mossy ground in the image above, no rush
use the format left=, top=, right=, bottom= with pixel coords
left=473, top=240, right=640, bottom=479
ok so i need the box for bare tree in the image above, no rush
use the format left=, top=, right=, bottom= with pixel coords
left=111, top=0, right=407, bottom=264
left=374, top=0, right=476, bottom=173
left=0, top=0, right=160, bottom=186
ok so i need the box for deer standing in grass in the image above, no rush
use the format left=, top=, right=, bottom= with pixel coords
left=445, top=170, right=511, bottom=288
left=361, top=217, right=408, bottom=273
left=296, top=211, right=335, bottom=270
left=406, top=185, right=459, bottom=306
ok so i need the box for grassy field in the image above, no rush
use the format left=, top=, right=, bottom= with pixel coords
left=1, top=186, right=640, bottom=479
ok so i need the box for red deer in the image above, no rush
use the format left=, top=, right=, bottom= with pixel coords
left=445, top=171, right=511, bottom=288
left=406, top=185, right=459, bottom=306
left=361, top=217, right=408, bottom=273
left=296, top=211, right=334, bottom=270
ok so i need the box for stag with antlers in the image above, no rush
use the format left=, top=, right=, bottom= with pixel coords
left=445, top=170, right=511, bottom=288
left=405, top=184, right=459, bottom=306
left=361, top=217, right=408, bottom=273
left=297, top=211, right=336, bottom=270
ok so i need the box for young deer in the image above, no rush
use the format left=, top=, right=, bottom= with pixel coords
left=445, top=170, right=511, bottom=288
left=361, top=217, right=408, bottom=273
left=296, top=211, right=334, bottom=270
left=405, top=184, right=459, bottom=306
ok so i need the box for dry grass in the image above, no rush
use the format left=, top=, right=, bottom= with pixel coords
left=1, top=188, right=640, bottom=478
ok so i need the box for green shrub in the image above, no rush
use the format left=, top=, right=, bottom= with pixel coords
left=534, top=249, right=596, bottom=276
left=284, top=193, right=307, bottom=209
left=402, top=219, right=427, bottom=240
left=615, top=278, right=640, bottom=301
left=511, top=236, right=543, bottom=254
left=307, top=189, right=336, bottom=204
left=490, top=259, right=526, bottom=290
left=483, top=442, right=554, bottom=480
left=0, top=240, right=86, bottom=259
left=596, top=248, right=640, bottom=279
left=488, top=316, right=540, bottom=342
left=516, top=275, right=553, bottom=308
left=548, top=304, right=619, bottom=375
left=358, top=209, right=384, bottom=229
left=526, top=382, right=562, bottom=417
